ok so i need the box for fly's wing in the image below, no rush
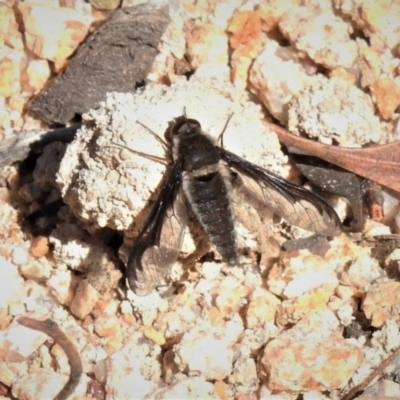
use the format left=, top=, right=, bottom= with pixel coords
left=126, top=161, right=187, bottom=296
left=219, top=148, right=342, bottom=236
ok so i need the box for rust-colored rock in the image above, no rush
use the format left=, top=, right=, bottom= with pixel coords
left=142, top=326, right=166, bottom=346
left=228, top=11, right=264, bottom=87
left=370, top=77, right=400, bottom=120
left=228, top=11, right=262, bottom=50
left=94, top=315, right=122, bottom=338
left=69, top=279, right=100, bottom=319
left=260, top=310, right=364, bottom=392
left=30, top=236, right=49, bottom=258
left=104, top=337, right=123, bottom=354
left=329, top=67, right=356, bottom=84
left=214, top=380, right=229, bottom=400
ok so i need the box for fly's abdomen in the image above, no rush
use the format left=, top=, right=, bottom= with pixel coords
left=184, top=169, right=237, bottom=265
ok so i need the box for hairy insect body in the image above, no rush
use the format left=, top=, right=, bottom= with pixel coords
left=173, top=123, right=237, bottom=265
left=127, top=116, right=342, bottom=296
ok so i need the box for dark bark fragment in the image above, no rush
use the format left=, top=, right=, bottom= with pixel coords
left=29, top=3, right=170, bottom=125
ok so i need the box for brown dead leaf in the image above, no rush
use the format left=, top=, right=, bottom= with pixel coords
left=264, top=120, right=400, bottom=193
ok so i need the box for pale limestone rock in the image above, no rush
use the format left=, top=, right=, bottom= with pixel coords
left=363, top=282, right=400, bottom=327
left=347, top=320, right=400, bottom=393
left=46, top=270, right=81, bottom=306
left=22, top=283, right=60, bottom=314
left=229, top=356, right=258, bottom=390
left=144, top=375, right=218, bottom=400
left=340, top=253, right=384, bottom=290
left=276, top=284, right=336, bottom=327
left=174, top=326, right=235, bottom=380
left=0, top=47, right=25, bottom=97
left=12, top=369, right=89, bottom=400
left=259, top=387, right=298, bottom=400
left=29, top=235, right=50, bottom=258
left=249, top=39, right=316, bottom=123
left=105, top=331, right=160, bottom=399
left=11, top=245, right=29, bottom=266
left=0, top=321, right=47, bottom=361
left=26, top=59, right=51, bottom=94
left=50, top=222, right=113, bottom=272
left=362, top=379, right=400, bottom=399
left=279, top=7, right=357, bottom=68
left=0, top=257, right=24, bottom=312
left=19, top=258, right=53, bottom=280
left=18, top=2, right=92, bottom=62
left=267, top=250, right=339, bottom=298
left=336, top=0, right=400, bottom=51
left=288, top=77, right=391, bottom=146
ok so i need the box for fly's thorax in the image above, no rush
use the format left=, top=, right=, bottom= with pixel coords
left=172, top=130, right=220, bottom=172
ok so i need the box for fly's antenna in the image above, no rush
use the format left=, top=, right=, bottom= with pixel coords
left=217, top=113, right=234, bottom=148
left=136, top=121, right=169, bottom=152
left=108, top=142, right=168, bottom=165
left=107, top=120, right=170, bottom=165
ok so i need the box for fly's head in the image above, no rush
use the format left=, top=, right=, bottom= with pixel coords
left=168, top=116, right=220, bottom=172
left=168, top=116, right=201, bottom=145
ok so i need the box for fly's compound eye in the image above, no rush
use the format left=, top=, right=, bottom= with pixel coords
left=171, top=118, right=201, bottom=137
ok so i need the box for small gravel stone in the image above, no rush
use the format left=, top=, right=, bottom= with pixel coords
left=11, top=246, right=29, bottom=266
left=69, top=279, right=100, bottom=319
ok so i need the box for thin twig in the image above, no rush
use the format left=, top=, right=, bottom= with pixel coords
left=18, top=317, right=83, bottom=400
left=341, top=345, right=400, bottom=400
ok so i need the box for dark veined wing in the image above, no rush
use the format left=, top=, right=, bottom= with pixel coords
left=126, top=161, right=187, bottom=296
left=219, top=148, right=342, bottom=236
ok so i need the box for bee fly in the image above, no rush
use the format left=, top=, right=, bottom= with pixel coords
left=127, top=116, right=342, bottom=296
